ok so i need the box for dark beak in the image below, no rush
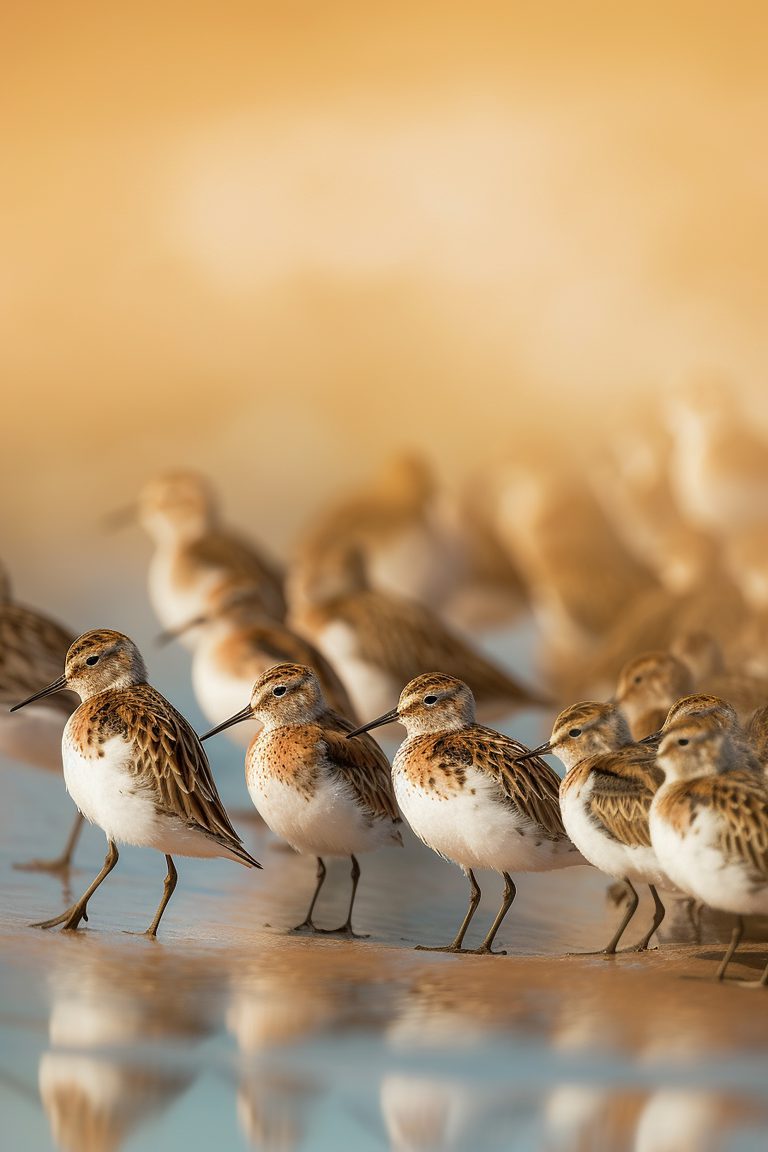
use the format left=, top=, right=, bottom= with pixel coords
left=10, top=674, right=68, bottom=713
left=102, top=504, right=137, bottom=532
left=639, top=730, right=661, bottom=746
left=200, top=703, right=254, bottom=741
left=346, top=708, right=400, bottom=738
left=157, top=614, right=208, bottom=647
left=513, top=740, right=553, bottom=763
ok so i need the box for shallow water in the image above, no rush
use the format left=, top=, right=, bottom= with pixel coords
left=2, top=625, right=768, bottom=1151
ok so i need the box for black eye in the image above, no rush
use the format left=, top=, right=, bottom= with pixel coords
left=85, top=655, right=100, bottom=667
left=423, top=694, right=438, bottom=706
left=678, top=737, right=689, bottom=746
left=568, top=728, right=582, bottom=738
left=634, top=675, right=642, bottom=684
left=272, top=685, right=287, bottom=697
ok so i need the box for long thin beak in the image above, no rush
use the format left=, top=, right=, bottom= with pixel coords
left=157, top=614, right=208, bottom=647
left=200, top=703, right=254, bottom=741
left=10, top=674, right=68, bottom=713
left=102, top=504, right=137, bottom=532
left=513, top=740, right=553, bottom=763
left=346, top=708, right=400, bottom=738
left=639, top=730, right=661, bottom=745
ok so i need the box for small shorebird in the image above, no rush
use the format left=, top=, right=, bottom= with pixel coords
left=113, top=470, right=285, bottom=644
left=348, top=674, right=583, bottom=954
left=201, top=662, right=401, bottom=935
left=160, top=582, right=357, bottom=746
left=289, top=547, right=549, bottom=728
left=520, top=701, right=668, bottom=953
left=292, top=452, right=463, bottom=610
left=614, top=651, right=695, bottom=740
left=11, top=629, right=260, bottom=936
left=650, top=716, right=768, bottom=984
left=0, top=563, right=83, bottom=871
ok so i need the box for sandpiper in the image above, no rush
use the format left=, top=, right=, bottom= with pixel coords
left=161, top=582, right=357, bottom=746
left=113, top=470, right=285, bottom=644
left=11, top=629, right=259, bottom=936
left=520, top=701, right=668, bottom=953
left=289, top=546, right=550, bottom=729
left=1, top=563, right=84, bottom=871
left=650, top=715, right=768, bottom=984
left=348, top=674, right=583, bottom=954
left=201, top=662, right=401, bottom=935
left=614, top=651, right=695, bottom=740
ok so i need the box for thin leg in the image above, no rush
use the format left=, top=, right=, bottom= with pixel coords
left=416, top=869, right=482, bottom=953
left=31, top=840, right=119, bottom=930
left=145, top=855, right=178, bottom=939
left=293, top=857, right=327, bottom=932
left=601, top=877, right=640, bottom=955
left=470, top=873, right=517, bottom=955
left=716, top=916, right=744, bottom=981
left=320, top=855, right=369, bottom=938
left=624, top=884, right=666, bottom=952
left=14, top=811, right=85, bottom=874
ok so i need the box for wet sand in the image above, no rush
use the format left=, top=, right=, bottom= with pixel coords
left=2, top=752, right=768, bottom=1152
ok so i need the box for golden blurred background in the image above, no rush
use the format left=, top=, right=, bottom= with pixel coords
left=3, top=1, right=768, bottom=581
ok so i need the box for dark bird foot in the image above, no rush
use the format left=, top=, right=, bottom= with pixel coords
left=30, top=903, right=89, bottom=931
left=465, top=945, right=507, bottom=955
left=415, top=944, right=469, bottom=953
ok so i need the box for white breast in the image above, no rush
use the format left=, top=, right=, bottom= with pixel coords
left=393, top=749, right=581, bottom=874
left=315, top=620, right=400, bottom=720
left=247, top=747, right=400, bottom=858
left=560, top=774, right=668, bottom=887
left=191, top=634, right=263, bottom=748
left=649, top=798, right=768, bottom=916
left=147, top=548, right=218, bottom=644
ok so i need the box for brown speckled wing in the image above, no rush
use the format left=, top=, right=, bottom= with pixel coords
left=334, top=591, right=543, bottom=706
left=110, top=684, right=256, bottom=863
left=707, top=772, right=768, bottom=877
left=432, top=725, right=567, bottom=840
left=0, top=603, right=77, bottom=713
left=188, top=531, right=285, bottom=615
left=583, top=747, right=663, bottom=847
left=321, top=711, right=400, bottom=824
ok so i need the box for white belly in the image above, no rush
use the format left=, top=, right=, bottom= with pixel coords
left=560, top=777, right=668, bottom=887
left=315, top=620, right=400, bottom=721
left=247, top=760, right=400, bottom=858
left=192, top=640, right=263, bottom=748
left=148, top=549, right=218, bottom=646
left=650, top=801, right=768, bottom=916
left=393, top=755, right=581, bottom=874
left=62, top=728, right=236, bottom=859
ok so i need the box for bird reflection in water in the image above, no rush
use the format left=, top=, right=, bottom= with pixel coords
left=38, top=942, right=224, bottom=1152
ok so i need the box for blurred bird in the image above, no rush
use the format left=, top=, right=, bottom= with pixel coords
left=111, top=470, right=285, bottom=645
left=291, top=452, right=464, bottom=611
left=0, top=562, right=83, bottom=871
left=670, top=630, right=768, bottom=723
left=288, top=546, right=550, bottom=729
left=160, top=579, right=357, bottom=747
left=614, top=651, right=695, bottom=741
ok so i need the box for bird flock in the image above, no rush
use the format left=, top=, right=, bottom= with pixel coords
left=4, top=383, right=768, bottom=986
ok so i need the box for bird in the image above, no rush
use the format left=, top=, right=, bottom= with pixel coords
left=200, top=662, right=401, bottom=936
left=291, top=451, right=464, bottom=610
left=520, top=701, right=668, bottom=954
left=288, top=545, right=550, bottom=730
left=613, top=651, right=695, bottom=740
left=160, top=580, right=358, bottom=747
left=10, top=628, right=260, bottom=936
left=112, top=470, right=285, bottom=645
left=0, top=561, right=84, bottom=871
left=650, top=715, right=768, bottom=984
left=348, top=673, right=584, bottom=954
